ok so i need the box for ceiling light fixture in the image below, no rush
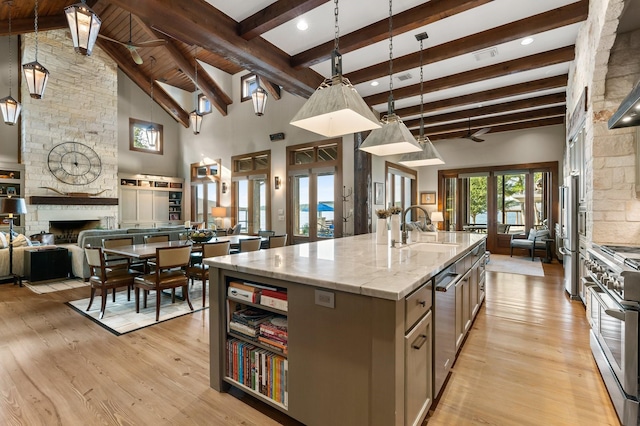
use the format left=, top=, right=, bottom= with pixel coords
left=359, top=0, right=422, bottom=156
left=252, top=76, right=268, bottom=116
left=290, top=0, right=380, bottom=137
left=520, top=37, right=534, bottom=46
left=400, top=32, right=444, bottom=167
left=371, top=81, right=379, bottom=87
left=0, top=1, right=21, bottom=125
left=190, top=51, right=204, bottom=134
left=64, top=0, right=102, bottom=56
left=23, top=0, right=49, bottom=99
left=297, top=21, right=309, bottom=31
left=146, top=57, right=160, bottom=146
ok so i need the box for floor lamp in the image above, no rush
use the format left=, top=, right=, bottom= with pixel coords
left=1, top=197, right=27, bottom=286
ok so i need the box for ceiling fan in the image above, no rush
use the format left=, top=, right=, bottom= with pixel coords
left=462, top=118, right=491, bottom=143
left=98, top=14, right=165, bottom=64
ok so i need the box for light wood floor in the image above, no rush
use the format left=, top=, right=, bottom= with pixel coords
left=0, top=260, right=620, bottom=425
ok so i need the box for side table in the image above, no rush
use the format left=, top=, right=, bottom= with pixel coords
left=24, top=247, right=70, bottom=283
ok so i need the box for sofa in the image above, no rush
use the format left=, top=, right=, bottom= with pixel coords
left=62, top=226, right=187, bottom=279
left=0, top=232, right=58, bottom=277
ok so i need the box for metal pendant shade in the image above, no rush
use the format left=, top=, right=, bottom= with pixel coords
left=252, top=86, right=268, bottom=116
left=289, top=0, right=380, bottom=137
left=145, top=124, right=159, bottom=147
left=399, top=137, right=445, bottom=167
left=23, top=0, right=49, bottom=99
left=1, top=2, right=21, bottom=125
left=65, top=0, right=102, bottom=56
left=190, top=110, right=203, bottom=134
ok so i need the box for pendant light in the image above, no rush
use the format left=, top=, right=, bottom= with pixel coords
left=252, top=77, right=267, bottom=116
left=0, top=1, right=21, bottom=125
left=290, top=0, right=380, bottom=137
left=190, top=53, right=204, bottom=134
left=359, top=0, right=422, bottom=156
left=64, top=0, right=102, bottom=56
left=23, top=0, right=49, bottom=99
left=145, top=58, right=160, bottom=147
left=400, top=32, right=445, bottom=167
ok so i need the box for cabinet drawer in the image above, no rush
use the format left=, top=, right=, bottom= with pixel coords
left=406, top=281, right=432, bottom=331
left=405, top=310, right=432, bottom=426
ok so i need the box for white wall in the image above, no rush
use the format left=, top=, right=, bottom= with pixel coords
left=0, top=36, right=19, bottom=164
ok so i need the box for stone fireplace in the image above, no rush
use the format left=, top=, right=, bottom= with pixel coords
left=20, top=30, right=119, bottom=236
left=48, top=220, right=102, bottom=244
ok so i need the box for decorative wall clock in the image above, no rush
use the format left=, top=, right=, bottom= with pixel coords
left=47, top=142, right=102, bottom=185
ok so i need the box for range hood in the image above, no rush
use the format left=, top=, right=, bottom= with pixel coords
left=608, top=80, right=640, bottom=129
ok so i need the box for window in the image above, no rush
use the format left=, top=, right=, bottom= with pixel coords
left=385, top=162, right=417, bottom=220
left=241, top=73, right=258, bottom=102
left=287, top=140, right=342, bottom=244
left=190, top=160, right=221, bottom=229
left=232, top=151, right=271, bottom=234
left=197, top=94, right=212, bottom=115
left=129, top=118, right=163, bottom=154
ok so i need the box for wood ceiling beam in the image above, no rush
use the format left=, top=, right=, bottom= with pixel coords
left=347, top=0, right=588, bottom=85
left=257, top=76, right=282, bottom=101
left=291, top=0, right=493, bottom=69
left=394, top=74, right=568, bottom=118
left=426, top=116, right=565, bottom=141
left=0, top=15, right=68, bottom=35
left=96, top=39, right=190, bottom=127
left=413, top=106, right=566, bottom=136
left=364, top=46, right=575, bottom=106
left=239, top=0, right=329, bottom=40
left=403, top=92, right=566, bottom=128
left=110, top=0, right=323, bottom=98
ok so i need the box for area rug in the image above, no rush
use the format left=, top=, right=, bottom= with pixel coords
left=25, top=278, right=89, bottom=294
left=66, top=280, right=208, bottom=335
left=485, top=254, right=544, bottom=277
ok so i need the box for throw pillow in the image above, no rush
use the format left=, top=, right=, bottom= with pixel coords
left=0, top=232, right=7, bottom=249
left=11, top=234, right=31, bottom=247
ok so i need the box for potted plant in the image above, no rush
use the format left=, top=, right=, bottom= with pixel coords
left=375, top=209, right=390, bottom=245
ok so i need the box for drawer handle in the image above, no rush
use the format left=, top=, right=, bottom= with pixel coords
left=418, top=300, right=426, bottom=307
left=412, top=334, right=428, bottom=350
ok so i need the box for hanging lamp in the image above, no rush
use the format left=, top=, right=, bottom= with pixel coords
left=190, top=53, right=204, bottom=134
left=252, top=77, right=268, bottom=116
left=23, top=0, right=49, bottom=99
left=64, top=0, right=102, bottom=56
left=145, top=57, right=160, bottom=147
left=289, top=0, right=380, bottom=137
left=0, top=2, right=21, bottom=125
left=400, top=32, right=444, bottom=167
left=360, top=0, right=421, bottom=156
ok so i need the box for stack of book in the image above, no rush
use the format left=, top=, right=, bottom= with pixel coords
left=260, top=288, right=288, bottom=311
left=258, top=315, right=288, bottom=354
left=229, top=307, right=273, bottom=340
left=228, top=281, right=261, bottom=303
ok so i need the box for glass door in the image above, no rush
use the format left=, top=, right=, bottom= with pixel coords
left=460, top=174, right=488, bottom=233
left=293, top=174, right=311, bottom=242
left=316, top=173, right=335, bottom=239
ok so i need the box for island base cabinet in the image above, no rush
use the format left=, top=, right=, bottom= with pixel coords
left=404, top=311, right=432, bottom=426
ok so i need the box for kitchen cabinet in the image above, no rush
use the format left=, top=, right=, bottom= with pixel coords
left=404, top=310, right=432, bottom=426
left=118, top=173, right=183, bottom=228
left=455, top=243, right=486, bottom=353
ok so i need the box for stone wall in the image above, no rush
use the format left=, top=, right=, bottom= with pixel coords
left=21, top=30, right=118, bottom=235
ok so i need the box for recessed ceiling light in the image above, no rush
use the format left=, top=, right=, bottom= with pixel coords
left=370, top=81, right=379, bottom=87
left=521, top=37, right=534, bottom=46
left=297, top=21, right=309, bottom=31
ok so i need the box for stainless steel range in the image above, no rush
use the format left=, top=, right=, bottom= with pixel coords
left=586, top=244, right=640, bottom=425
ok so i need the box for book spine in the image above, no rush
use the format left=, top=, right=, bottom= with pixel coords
left=260, top=295, right=288, bottom=311
left=284, top=359, right=288, bottom=407
left=228, top=287, right=260, bottom=303
left=229, top=281, right=261, bottom=293
left=261, top=289, right=288, bottom=300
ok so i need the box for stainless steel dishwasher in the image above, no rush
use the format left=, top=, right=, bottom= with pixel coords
left=433, top=259, right=462, bottom=399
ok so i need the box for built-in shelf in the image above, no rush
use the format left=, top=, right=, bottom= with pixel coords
left=30, top=196, right=119, bottom=206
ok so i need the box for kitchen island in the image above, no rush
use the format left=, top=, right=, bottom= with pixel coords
left=206, top=232, right=486, bottom=426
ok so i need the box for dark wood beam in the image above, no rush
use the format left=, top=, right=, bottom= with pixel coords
left=364, top=46, right=575, bottom=106
left=413, top=106, right=566, bottom=136
left=96, top=39, right=190, bottom=127
left=239, top=0, right=329, bottom=40
left=426, top=116, right=565, bottom=141
left=394, top=74, right=568, bottom=118
left=256, top=75, right=282, bottom=101
left=403, top=92, right=566, bottom=128
left=0, top=15, right=68, bottom=35
left=347, top=0, right=588, bottom=85
left=111, top=0, right=323, bottom=97
left=291, top=0, right=493, bottom=69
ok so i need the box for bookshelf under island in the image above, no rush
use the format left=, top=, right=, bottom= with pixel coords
left=207, top=233, right=486, bottom=426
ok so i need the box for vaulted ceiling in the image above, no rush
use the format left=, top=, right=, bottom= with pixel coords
left=0, top=0, right=598, bottom=141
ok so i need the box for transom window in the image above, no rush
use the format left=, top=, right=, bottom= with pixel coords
left=241, top=73, right=258, bottom=102
left=129, top=118, right=163, bottom=154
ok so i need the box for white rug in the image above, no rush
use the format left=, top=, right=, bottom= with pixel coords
left=25, top=278, right=89, bottom=294
left=485, top=254, right=544, bottom=277
left=67, top=280, right=208, bottom=335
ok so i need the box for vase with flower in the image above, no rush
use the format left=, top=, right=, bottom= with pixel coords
left=388, top=206, right=402, bottom=243
left=375, top=208, right=390, bottom=245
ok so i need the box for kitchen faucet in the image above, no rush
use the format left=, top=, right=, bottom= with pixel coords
left=401, top=205, right=431, bottom=244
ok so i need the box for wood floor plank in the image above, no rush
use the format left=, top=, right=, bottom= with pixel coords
left=0, top=260, right=620, bottom=425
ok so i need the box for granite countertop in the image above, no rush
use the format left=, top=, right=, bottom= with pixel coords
left=205, top=232, right=486, bottom=301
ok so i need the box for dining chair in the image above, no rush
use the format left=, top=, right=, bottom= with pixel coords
left=85, top=246, right=137, bottom=320
left=238, top=237, right=262, bottom=253
left=268, top=234, right=288, bottom=248
left=133, top=245, right=193, bottom=321
left=144, top=234, right=170, bottom=244
left=102, top=237, right=146, bottom=273
left=230, top=223, right=242, bottom=235
left=187, top=240, right=230, bottom=307
left=215, top=229, right=228, bottom=237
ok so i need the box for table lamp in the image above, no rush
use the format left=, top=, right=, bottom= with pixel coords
left=430, top=211, right=444, bottom=231
left=1, top=197, right=27, bottom=285
left=211, top=207, right=227, bottom=230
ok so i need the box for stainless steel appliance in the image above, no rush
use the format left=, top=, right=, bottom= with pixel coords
left=433, top=260, right=461, bottom=399
left=585, top=244, right=640, bottom=425
left=560, top=175, right=580, bottom=298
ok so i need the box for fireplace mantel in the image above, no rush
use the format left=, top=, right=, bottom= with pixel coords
left=30, top=196, right=119, bottom=206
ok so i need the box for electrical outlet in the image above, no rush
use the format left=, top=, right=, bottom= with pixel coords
left=314, top=290, right=335, bottom=308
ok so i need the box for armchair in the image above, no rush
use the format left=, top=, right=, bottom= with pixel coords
left=510, top=227, right=551, bottom=261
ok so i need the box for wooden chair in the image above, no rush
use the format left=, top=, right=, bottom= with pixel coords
left=102, top=237, right=146, bottom=273
left=239, top=237, right=262, bottom=253
left=84, top=247, right=136, bottom=320
left=268, top=234, right=287, bottom=248
left=133, top=245, right=193, bottom=321
left=144, top=234, right=170, bottom=244
left=187, top=240, right=230, bottom=307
